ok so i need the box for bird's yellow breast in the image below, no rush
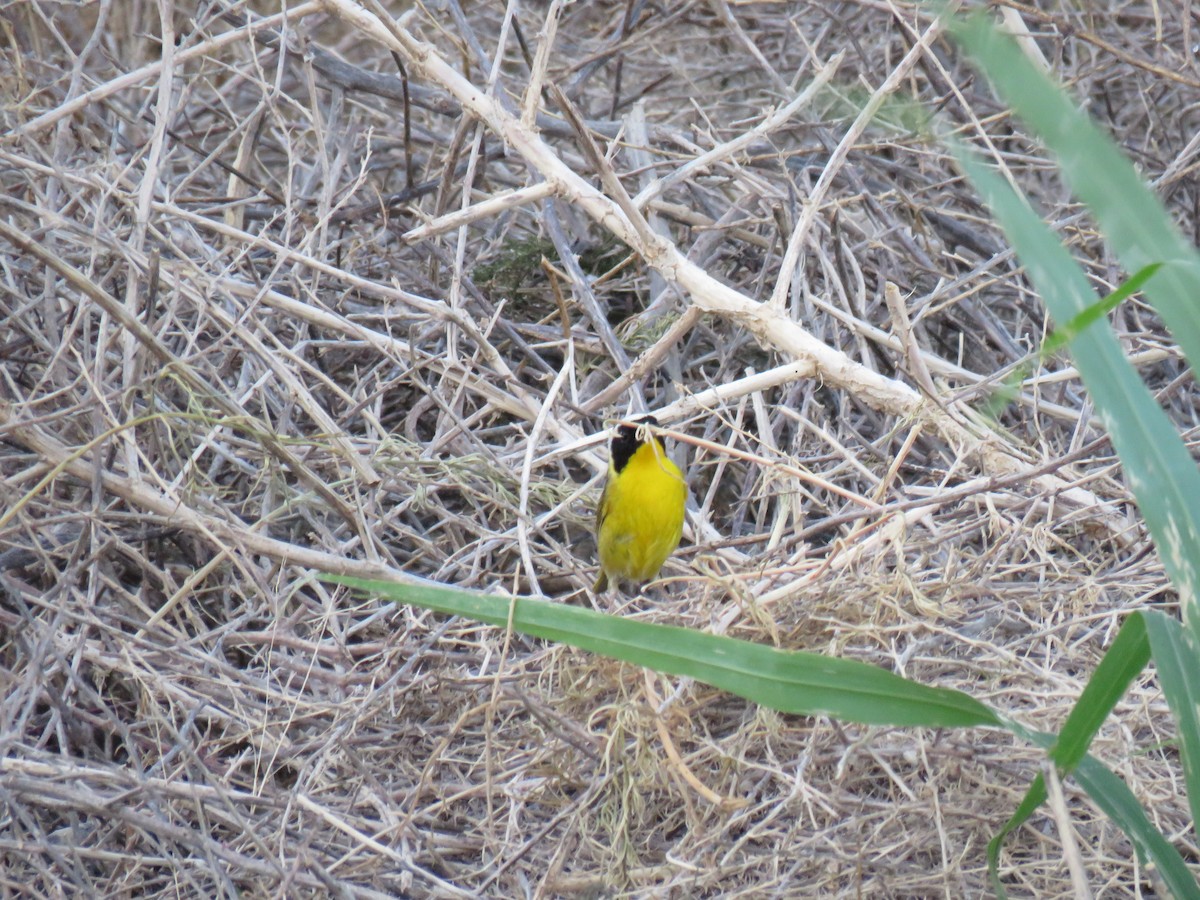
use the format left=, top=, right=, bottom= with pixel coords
left=596, top=438, right=686, bottom=587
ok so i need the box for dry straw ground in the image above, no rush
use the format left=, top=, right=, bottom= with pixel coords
left=1, top=0, right=1197, bottom=896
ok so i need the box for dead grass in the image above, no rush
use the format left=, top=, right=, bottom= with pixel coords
left=1, top=0, right=1198, bottom=896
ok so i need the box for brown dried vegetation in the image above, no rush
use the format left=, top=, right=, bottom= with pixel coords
left=1, top=1, right=1198, bottom=896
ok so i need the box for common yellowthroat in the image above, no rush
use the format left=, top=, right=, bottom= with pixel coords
left=593, top=416, right=687, bottom=592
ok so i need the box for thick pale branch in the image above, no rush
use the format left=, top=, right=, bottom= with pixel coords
left=319, top=0, right=1130, bottom=530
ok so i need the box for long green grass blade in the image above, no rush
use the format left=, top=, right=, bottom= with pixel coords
left=947, top=11, right=1200, bottom=889
left=326, top=575, right=998, bottom=728
left=1073, top=754, right=1200, bottom=899
left=947, top=10, right=1200, bottom=637
left=1142, top=610, right=1200, bottom=835
left=332, top=574, right=1196, bottom=889
left=985, top=614, right=1152, bottom=894
left=1046, top=614, right=1151, bottom=770
left=954, top=130, right=1200, bottom=900
left=952, top=144, right=1200, bottom=641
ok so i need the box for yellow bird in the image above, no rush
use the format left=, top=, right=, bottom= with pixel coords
left=593, top=415, right=687, bottom=592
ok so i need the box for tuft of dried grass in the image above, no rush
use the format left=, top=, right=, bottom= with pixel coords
left=1, top=0, right=1196, bottom=895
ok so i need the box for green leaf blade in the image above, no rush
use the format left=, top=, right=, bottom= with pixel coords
left=1143, top=610, right=1200, bottom=834
left=1046, top=614, right=1151, bottom=772
left=946, top=9, right=1200, bottom=634
left=1073, top=755, right=1200, bottom=898
left=327, top=575, right=999, bottom=729
left=951, top=143, right=1200, bottom=640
